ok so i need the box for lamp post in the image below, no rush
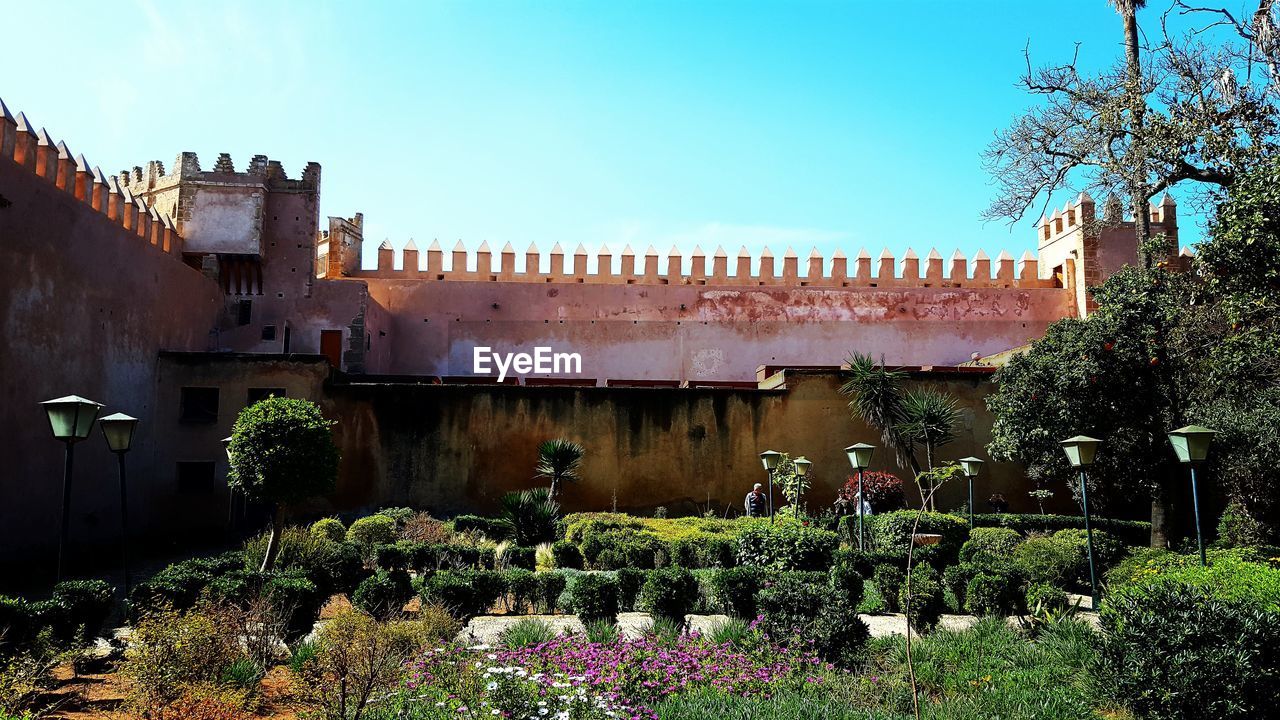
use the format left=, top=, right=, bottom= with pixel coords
left=1168, top=425, right=1216, bottom=567
left=958, top=456, right=985, bottom=529
left=1060, top=435, right=1102, bottom=610
left=844, top=443, right=875, bottom=550
left=100, top=413, right=138, bottom=593
left=793, top=457, right=812, bottom=518
left=759, top=450, right=782, bottom=522
left=40, top=395, right=104, bottom=581
left=223, top=436, right=237, bottom=529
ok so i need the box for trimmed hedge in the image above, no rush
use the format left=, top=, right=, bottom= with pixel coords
left=353, top=569, right=412, bottom=619
left=452, top=514, right=514, bottom=540
left=868, top=511, right=969, bottom=565
left=640, top=567, right=699, bottom=622
left=570, top=574, right=619, bottom=624
left=1099, top=559, right=1280, bottom=719
left=551, top=541, right=584, bottom=569
left=421, top=570, right=506, bottom=620
left=735, top=519, right=837, bottom=571
left=966, top=513, right=1150, bottom=546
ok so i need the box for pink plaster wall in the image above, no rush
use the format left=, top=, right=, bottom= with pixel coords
left=0, top=155, right=223, bottom=578
left=363, top=280, right=1077, bottom=381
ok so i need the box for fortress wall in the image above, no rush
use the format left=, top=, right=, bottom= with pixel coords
left=364, top=279, right=1078, bottom=380
left=320, top=369, right=1080, bottom=518
left=0, top=135, right=223, bottom=577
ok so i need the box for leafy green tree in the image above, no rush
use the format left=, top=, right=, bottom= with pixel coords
left=534, top=439, right=584, bottom=502
left=228, top=397, right=339, bottom=571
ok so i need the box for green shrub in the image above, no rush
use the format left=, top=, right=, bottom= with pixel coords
left=698, top=536, right=737, bottom=568
left=1013, top=535, right=1081, bottom=588
left=943, top=563, right=979, bottom=611
left=588, top=531, right=663, bottom=570
left=1050, top=528, right=1126, bottom=582
left=615, top=568, right=646, bottom=612
left=899, top=573, right=945, bottom=633
left=827, top=564, right=864, bottom=608
left=377, top=506, right=415, bottom=526
left=1217, top=500, right=1271, bottom=547
left=452, top=515, right=514, bottom=540
left=421, top=570, right=506, bottom=620
left=503, top=568, right=538, bottom=614
left=1108, top=551, right=1280, bottom=609
left=265, top=570, right=324, bottom=638
left=51, top=579, right=114, bottom=641
left=373, top=541, right=416, bottom=571
left=835, top=548, right=908, bottom=578
left=709, top=567, right=761, bottom=618
left=1099, top=578, right=1280, bottom=719
left=873, top=564, right=905, bottom=613
left=569, top=574, right=619, bottom=624
left=352, top=570, right=412, bottom=620
left=959, top=527, right=1023, bottom=564
left=640, top=568, right=699, bottom=623
left=1025, top=582, right=1068, bottom=612
left=967, top=512, right=1150, bottom=546
left=535, top=572, right=568, bottom=614
left=310, top=517, right=347, bottom=543
left=665, top=538, right=700, bottom=568
left=348, top=514, right=398, bottom=551
left=808, top=601, right=870, bottom=668
left=0, top=596, right=61, bottom=650
left=130, top=559, right=220, bottom=615
left=735, top=519, right=837, bottom=571
left=501, top=545, right=537, bottom=571
left=756, top=573, right=827, bottom=636
left=965, top=571, right=1024, bottom=617
left=551, top=541, right=583, bottom=569
left=868, top=511, right=969, bottom=564
left=414, top=543, right=498, bottom=571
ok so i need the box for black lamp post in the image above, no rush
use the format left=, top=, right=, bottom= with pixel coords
left=844, top=443, right=875, bottom=550
left=100, top=412, right=138, bottom=593
left=1168, top=425, right=1216, bottom=567
left=759, top=450, right=782, bottom=522
left=222, top=435, right=237, bottom=529
left=958, top=456, right=985, bottom=528
left=793, top=457, right=812, bottom=518
left=40, top=395, right=104, bottom=581
left=1060, top=435, right=1102, bottom=610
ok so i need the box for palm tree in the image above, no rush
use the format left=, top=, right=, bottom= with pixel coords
left=839, top=353, right=922, bottom=479
left=896, top=389, right=962, bottom=510
left=535, top=438, right=585, bottom=502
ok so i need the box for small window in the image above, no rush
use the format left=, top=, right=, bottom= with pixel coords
left=262, top=325, right=277, bottom=341
left=247, top=388, right=285, bottom=406
left=176, top=461, right=216, bottom=494
left=236, top=299, right=253, bottom=326
left=179, top=387, right=219, bottom=423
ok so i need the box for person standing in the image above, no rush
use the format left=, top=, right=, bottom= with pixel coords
left=744, top=483, right=769, bottom=518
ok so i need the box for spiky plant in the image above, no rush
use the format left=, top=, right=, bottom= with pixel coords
left=839, top=353, right=921, bottom=477
left=535, top=438, right=585, bottom=502
left=896, top=389, right=963, bottom=510
left=498, top=487, right=561, bottom=546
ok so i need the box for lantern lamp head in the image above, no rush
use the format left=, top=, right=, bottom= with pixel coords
left=759, top=450, right=782, bottom=471
left=844, top=442, right=875, bottom=471
left=1168, top=425, right=1216, bottom=464
left=100, top=413, right=139, bottom=453
left=958, top=456, right=985, bottom=478
left=1060, top=435, right=1103, bottom=468
left=40, top=395, right=104, bottom=442
left=793, top=457, right=812, bottom=477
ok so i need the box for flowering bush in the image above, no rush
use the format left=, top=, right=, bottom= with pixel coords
left=390, top=629, right=828, bottom=718
left=841, top=471, right=905, bottom=511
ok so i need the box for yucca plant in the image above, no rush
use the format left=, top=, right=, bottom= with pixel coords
left=498, top=487, right=561, bottom=546
left=896, top=389, right=962, bottom=510
left=535, top=438, right=585, bottom=502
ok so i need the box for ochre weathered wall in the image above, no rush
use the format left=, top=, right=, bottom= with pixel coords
left=320, top=368, right=1075, bottom=518
left=0, top=151, right=223, bottom=578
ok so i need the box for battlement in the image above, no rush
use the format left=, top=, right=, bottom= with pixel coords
left=1035, top=192, right=1177, bottom=246
left=0, top=97, right=184, bottom=257
left=352, top=239, right=1063, bottom=290
left=118, top=151, right=320, bottom=205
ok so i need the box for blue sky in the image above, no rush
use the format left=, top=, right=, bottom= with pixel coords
left=5, top=1, right=1205, bottom=273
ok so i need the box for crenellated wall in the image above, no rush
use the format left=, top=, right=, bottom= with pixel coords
left=0, top=99, right=224, bottom=578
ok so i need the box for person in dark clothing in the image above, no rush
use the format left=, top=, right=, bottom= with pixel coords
left=744, top=483, right=769, bottom=518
